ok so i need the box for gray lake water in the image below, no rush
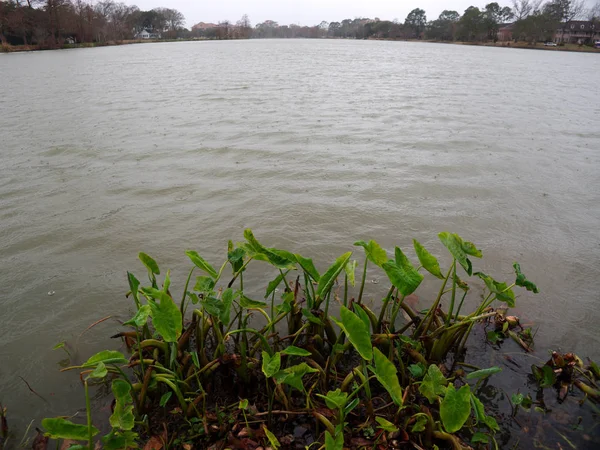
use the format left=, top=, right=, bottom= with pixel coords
left=1, top=40, right=599, bottom=443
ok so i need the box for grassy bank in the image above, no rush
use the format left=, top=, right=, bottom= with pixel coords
left=2, top=230, right=597, bottom=449
left=0, top=40, right=158, bottom=53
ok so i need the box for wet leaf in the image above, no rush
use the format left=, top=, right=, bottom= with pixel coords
left=275, top=363, right=319, bottom=392
left=243, top=229, right=295, bottom=269
left=466, top=366, right=502, bottom=380
left=295, top=254, right=320, bottom=281
left=262, top=425, right=281, bottom=449
left=193, top=276, right=215, bottom=293
left=344, top=260, right=357, bottom=287
left=325, top=431, right=343, bottom=450
left=88, top=361, right=107, bottom=379
left=227, top=245, right=245, bottom=272
left=440, top=384, right=471, bottom=433
left=239, top=399, right=249, bottom=410
left=317, top=389, right=348, bottom=410
left=354, top=304, right=371, bottom=332
left=265, top=272, right=287, bottom=299
left=83, top=350, right=128, bottom=367
left=42, top=418, right=99, bottom=441
left=354, top=240, right=388, bottom=267
left=419, top=364, right=448, bottom=403
left=200, top=296, right=223, bottom=317
left=316, top=252, right=353, bottom=299
left=110, top=379, right=135, bottom=431
left=143, top=436, right=164, bottom=450
left=159, top=392, right=172, bottom=407
left=475, top=273, right=515, bottom=307
left=471, top=432, right=489, bottom=444
left=380, top=247, right=423, bottom=296
left=513, top=263, right=539, bottom=293
left=142, top=287, right=182, bottom=343
left=280, top=346, right=311, bottom=357
left=301, top=308, right=322, bottom=325
left=261, top=351, right=281, bottom=378
left=239, top=295, right=267, bottom=309
left=470, top=392, right=497, bottom=430
left=139, top=252, right=160, bottom=275
left=127, top=272, right=141, bottom=306
left=185, top=250, right=217, bottom=279
left=486, top=330, right=503, bottom=344
left=376, top=416, right=398, bottom=432
left=370, top=347, right=403, bottom=407
left=413, top=239, right=444, bottom=279
left=331, top=306, right=372, bottom=360
left=408, top=362, right=426, bottom=379
left=219, top=288, right=234, bottom=326
left=438, top=232, right=481, bottom=275
left=411, top=414, right=428, bottom=433
left=124, top=304, right=151, bottom=328
left=540, top=365, right=556, bottom=388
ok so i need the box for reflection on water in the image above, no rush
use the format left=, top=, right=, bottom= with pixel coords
left=1, top=40, right=599, bottom=446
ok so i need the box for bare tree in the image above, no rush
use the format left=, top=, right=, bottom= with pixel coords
left=588, top=1, right=600, bottom=20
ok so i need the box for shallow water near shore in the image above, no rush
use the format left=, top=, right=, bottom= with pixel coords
left=1, top=39, right=599, bottom=446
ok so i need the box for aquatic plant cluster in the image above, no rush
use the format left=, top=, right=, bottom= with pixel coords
left=8, top=230, right=598, bottom=450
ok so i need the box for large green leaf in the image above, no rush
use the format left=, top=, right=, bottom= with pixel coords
left=317, top=389, right=348, bottom=410
left=227, top=245, right=246, bottom=273
left=344, top=260, right=357, bottom=287
left=470, top=393, right=499, bottom=431
left=123, top=304, right=151, bottom=328
left=353, top=240, right=388, bottom=267
left=109, top=380, right=135, bottom=431
left=513, top=263, right=539, bottom=293
left=142, top=287, right=183, bottom=343
left=413, top=239, right=444, bottom=279
left=265, top=272, right=287, bottom=299
left=127, top=272, right=140, bottom=306
left=102, top=431, right=138, bottom=450
left=316, top=252, right=352, bottom=299
left=325, top=431, right=344, bottom=450
left=438, top=232, right=481, bottom=276
left=243, top=229, right=295, bottom=269
left=42, top=418, right=99, bottom=441
left=138, top=252, right=160, bottom=275
left=239, top=295, right=267, bottom=309
left=185, top=250, right=218, bottom=279
left=261, top=351, right=281, bottom=378
left=88, top=361, right=108, bottom=379
left=219, top=288, right=234, bottom=326
left=370, top=347, right=403, bottom=407
left=475, top=273, right=515, bottom=307
left=295, top=254, right=320, bottom=281
left=381, top=247, right=424, bottom=296
left=331, top=306, right=372, bottom=360
left=440, top=384, right=471, bottom=433
left=466, top=366, right=502, bottom=381
left=280, top=346, right=311, bottom=357
left=193, top=276, right=215, bottom=293
left=375, top=416, right=398, bottom=432
left=200, top=296, right=223, bottom=317
left=274, top=363, right=318, bottom=392
left=82, top=350, right=128, bottom=367
left=419, top=364, right=448, bottom=403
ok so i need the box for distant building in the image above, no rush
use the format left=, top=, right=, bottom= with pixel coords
left=554, top=21, right=600, bottom=44
left=191, top=22, right=219, bottom=31
left=135, top=29, right=161, bottom=40
left=497, top=23, right=513, bottom=41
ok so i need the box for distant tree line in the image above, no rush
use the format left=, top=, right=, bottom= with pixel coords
left=0, top=0, right=186, bottom=47
left=2, top=0, right=598, bottom=48
left=193, top=0, right=597, bottom=43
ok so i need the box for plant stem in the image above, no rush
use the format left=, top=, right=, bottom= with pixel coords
left=415, top=260, right=454, bottom=337
left=445, top=262, right=457, bottom=326
left=84, top=380, right=93, bottom=450
left=179, top=267, right=195, bottom=321
left=357, top=258, right=368, bottom=304
left=389, top=292, right=405, bottom=332
left=377, top=285, right=396, bottom=332
left=344, top=273, right=348, bottom=308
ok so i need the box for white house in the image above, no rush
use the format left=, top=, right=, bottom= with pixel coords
left=135, top=29, right=161, bottom=40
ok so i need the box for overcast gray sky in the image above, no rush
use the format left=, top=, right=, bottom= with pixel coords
left=130, top=0, right=515, bottom=28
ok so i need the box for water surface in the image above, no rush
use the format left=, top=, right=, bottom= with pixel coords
left=1, top=40, right=599, bottom=445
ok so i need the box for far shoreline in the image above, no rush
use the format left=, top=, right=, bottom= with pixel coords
left=2, top=36, right=599, bottom=54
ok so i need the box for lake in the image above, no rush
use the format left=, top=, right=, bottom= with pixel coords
left=1, top=39, right=599, bottom=445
